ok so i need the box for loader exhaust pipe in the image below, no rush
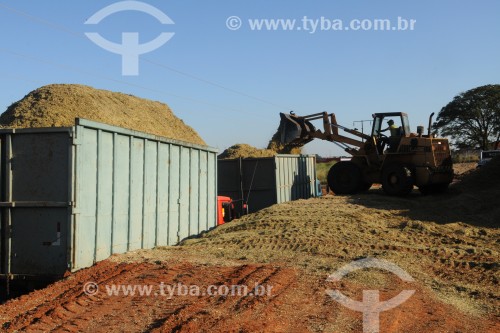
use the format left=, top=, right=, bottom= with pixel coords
left=428, top=112, right=435, bottom=137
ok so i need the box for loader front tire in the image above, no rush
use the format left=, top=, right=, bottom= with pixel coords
left=327, top=161, right=362, bottom=195
left=382, top=163, right=414, bottom=196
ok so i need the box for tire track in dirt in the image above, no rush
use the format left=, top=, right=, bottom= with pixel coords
left=1, top=258, right=498, bottom=332
left=149, top=264, right=298, bottom=332
left=2, top=262, right=152, bottom=331
left=55, top=263, right=204, bottom=333
left=0, top=262, right=300, bottom=333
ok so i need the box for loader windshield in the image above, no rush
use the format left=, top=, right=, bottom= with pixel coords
left=372, top=113, right=410, bottom=137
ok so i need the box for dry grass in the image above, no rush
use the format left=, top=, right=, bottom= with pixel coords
left=316, top=161, right=336, bottom=184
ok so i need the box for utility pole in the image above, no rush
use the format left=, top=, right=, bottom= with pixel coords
left=353, top=120, right=373, bottom=142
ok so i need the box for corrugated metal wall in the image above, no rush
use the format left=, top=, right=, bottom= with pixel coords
left=275, top=155, right=316, bottom=203
left=72, top=119, right=217, bottom=271
left=0, top=119, right=217, bottom=277
left=218, top=155, right=317, bottom=214
left=0, top=129, right=73, bottom=276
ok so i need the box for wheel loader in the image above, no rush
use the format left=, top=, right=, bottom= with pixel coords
left=278, top=111, right=454, bottom=195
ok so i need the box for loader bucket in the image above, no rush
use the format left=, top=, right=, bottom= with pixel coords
left=278, top=113, right=316, bottom=144
left=279, top=113, right=302, bottom=144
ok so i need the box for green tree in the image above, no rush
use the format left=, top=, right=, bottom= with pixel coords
left=434, top=85, right=500, bottom=150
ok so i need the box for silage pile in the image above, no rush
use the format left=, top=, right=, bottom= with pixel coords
left=266, top=122, right=303, bottom=154
left=218, top=143, right=276, bottom=159
left=454, top=156, right=500, bottom=191
left=219, top=121, right=303, bottom=159
left=266, top=131, right=302, bottom=154
left=0, top=84, right=205, bottom=145
left=447, top=156, right=500, bottom=225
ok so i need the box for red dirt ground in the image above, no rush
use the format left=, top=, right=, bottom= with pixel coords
left=0, top=260, right=497, bottom=333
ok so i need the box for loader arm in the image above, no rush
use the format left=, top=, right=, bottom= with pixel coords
left=278, top=112, right=370, bottom=154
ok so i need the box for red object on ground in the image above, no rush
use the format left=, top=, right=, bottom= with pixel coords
left=217, top=196, right=233, bottom=225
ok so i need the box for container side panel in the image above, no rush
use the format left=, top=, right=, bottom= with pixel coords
left=217, top=159, right=243, bottom=212
left=242, top=159, right=275, bottom=189
left=207, top=152, right=216, bottom=228
left=189, top=150, right=200, bottom=235
left=11, top=208, right=69, bottom=275
left=275, top=158, right=282, bottom=203
left=11, top=133, right=69, bottom=202
left=307, top=157, right=316, bottom=196
left=303, top=156, right=315, bottom=198
left=111, top=134, right=130, bottom=254
left=286, top=158, right=291, bottom=202
left=289, top=158, right=294, bottom=201
left=143, top=140, right=158, bottom=249
left=198, top=151, right=208, bottom=231
left=277, top=158, right=288, bottom=203
left=299, top=156, right=306, bottom=198
left=291, top=158, right=296, bottom=200
left=217, top=156, right=316, bottom=214
left=74, top=128, right=98, bottom=269
left=312, top=157, right=317, bottom=194
left=178, top=147, right=190, bottom=241
left=242, top=159, right=276, bottom=213
left=292, top=158, right=299, bottom=198
left=276, top=156, right=316, bottom=203
left=302, top=157, right=309, bottom=197
left=95, top=131, right=113, bottom=261
left=305, top=157, right=311, bottom=196
left=305, top=156, right=315, bottom=197
left=296, top=157, right=303, bottom=199
left=8, top=132, right=71, bottom=275
left=156, top=143, right=169, bottom=246
left=168, top=145, right=180, bottom=245
left=285, top=157, right=291, bottom=202
left=217, top=159, right=240, bottom=193
left=218, top=158, right=277, bottom=214
left=128, top=138, right=144, bottom=251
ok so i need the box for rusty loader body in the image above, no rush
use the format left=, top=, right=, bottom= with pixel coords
left=278, top=111, right=454, bottom=195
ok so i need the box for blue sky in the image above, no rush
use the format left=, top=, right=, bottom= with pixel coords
left=1, top=0, right=499, bottom=155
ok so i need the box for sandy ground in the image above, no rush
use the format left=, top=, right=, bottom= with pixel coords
left=0, top=162, right=498, bottom=332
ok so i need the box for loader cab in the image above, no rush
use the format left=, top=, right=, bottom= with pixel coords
left=372, top=112, right=411, bottom=153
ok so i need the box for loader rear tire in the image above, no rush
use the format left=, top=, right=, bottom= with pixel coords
left=382, top=163, right=414, bottom=196
left=327, top=161, right=362, bottom=195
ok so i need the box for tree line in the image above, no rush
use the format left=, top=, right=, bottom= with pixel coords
left=434, top=85, right=500, bottom=150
